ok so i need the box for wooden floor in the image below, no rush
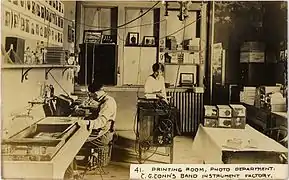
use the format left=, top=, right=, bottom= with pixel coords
left=82, top=133, right=201, bottom=180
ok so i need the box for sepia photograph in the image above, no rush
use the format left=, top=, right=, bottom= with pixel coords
left=1, top=1, right=288, bottom=180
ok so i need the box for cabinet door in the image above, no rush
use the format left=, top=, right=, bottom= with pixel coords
left=139, top=47, right=157, bottom=85
left=123, top=47, right=140, bottom=85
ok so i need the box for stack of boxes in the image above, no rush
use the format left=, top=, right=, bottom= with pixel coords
left=204, top=105, right=218, bottom=127
left=203, top=104, right=246, bottom=129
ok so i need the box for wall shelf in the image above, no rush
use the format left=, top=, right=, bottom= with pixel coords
left=2, top=64, right=76, bottom=83
left=2, top=64, right=76, bottom=69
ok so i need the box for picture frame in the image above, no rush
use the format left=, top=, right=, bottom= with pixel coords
left=83, top=30, right=102, bottom=44
left=126, top=32, right=139, bottom=46
left=179, top=73, right=194, bottom=87
left=142, top=36, right=156, bottom=46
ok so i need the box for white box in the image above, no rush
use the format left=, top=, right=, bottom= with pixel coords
left=217, top=105, right=232, bottom=118
left=204, top=105, right=218, bottom=117
left=229, top=104, right=246, bottom=117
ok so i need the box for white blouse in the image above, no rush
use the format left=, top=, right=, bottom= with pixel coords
left=144, top=75, right=167, bottom=100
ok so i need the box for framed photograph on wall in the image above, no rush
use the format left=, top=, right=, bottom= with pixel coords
left=126, top=32, right=139, bottom=46
left=179, top=73, right=194, bottom=87
left=142, top=36, right=156, bottom=46
left=83, top=30, right=102, bottom=44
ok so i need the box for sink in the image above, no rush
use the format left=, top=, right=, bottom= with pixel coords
left=2, top=121, right=80, bottom=161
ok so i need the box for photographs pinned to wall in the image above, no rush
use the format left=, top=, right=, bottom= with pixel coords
left=25, top=19, right=30, bottom=33
left=13, top=12, right=20, bottom=28
left=27, top=0, right=31, bottom=10
left=20, top=0, right=25, bottom=8
left=13, top=0, right=18, bottom=5
left=41, top=6, right=45, bottom=19
left=36, top=24, right=39, bottom=35
left=20, top=16, right=25, bottom=31
left=44, top=26, right=47, bottom=38
left=5, top=10, right=12, bottom=28
left=46, top=9, right=49, bottom=21
left=32, top=1, right=35, bottom=14
left=36, top=4, right=40, bottom=17
left=126, top=32, right=139, bottom=46
left=31, top=22, right=35, bottom=34
left=55, top=0, right=58, bottom=11
left=40, top=26, right=43, bottom=36
left=83, top=30, right=102, bottom=43
left=142, top=36, right=156, bottom=47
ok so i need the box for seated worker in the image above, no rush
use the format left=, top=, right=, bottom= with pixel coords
left=71, top=81, right=117, bottom=172
left=83, top=81, right=117, bottom=144
left=144, top=63, right=168, bottom=104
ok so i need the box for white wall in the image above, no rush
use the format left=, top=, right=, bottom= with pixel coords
left=1, top=68, right=74, bottom=138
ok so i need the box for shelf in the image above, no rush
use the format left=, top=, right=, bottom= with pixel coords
left=160, top=49, right=199, bottom=53
left=164, top=63, right=199, bottom=65
left=2, top=64, right=76, bottom=69
left=2, top=64, right=76, bottom=83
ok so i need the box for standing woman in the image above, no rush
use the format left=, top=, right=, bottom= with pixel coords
left=144, top=63, right=168, bottom=103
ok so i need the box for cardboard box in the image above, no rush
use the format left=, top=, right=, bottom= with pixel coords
left=232, top=117, right=246, bottom=129
left=229, top=104, right=246, bottom=117
left=204, top=105, right=218, bottom=118
left=217, top=105, right=232, bottom=118
left=240, top=52, right=265, bottom=63
left=218, top=118, right=232, bottom=128
left=204, top=118, right=218, bottom=128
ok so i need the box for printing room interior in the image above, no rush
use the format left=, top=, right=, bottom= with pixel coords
left=1, top=1, right=288, bottom=180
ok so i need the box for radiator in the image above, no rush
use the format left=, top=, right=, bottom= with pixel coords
left=168, top=91, right=204, bottom=135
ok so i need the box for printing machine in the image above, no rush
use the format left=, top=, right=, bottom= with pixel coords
left=1, top=102, right=91, bottom=179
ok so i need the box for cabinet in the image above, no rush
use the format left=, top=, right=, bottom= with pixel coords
left=123, top=47, right=157, bottom=85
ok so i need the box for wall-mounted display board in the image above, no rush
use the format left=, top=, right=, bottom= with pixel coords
left=2, top=0, right=65, bottom=47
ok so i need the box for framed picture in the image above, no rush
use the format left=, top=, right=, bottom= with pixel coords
left=179, top=73, right=194, bottom=87
left=36, top=24, right=39, bottom=35
left=25, top=19, right=29, bottom=33
left=31, top=22, right=35, bottom=34
left=5, top=11, right=11, bottom=27
left=126, top=32, right=139, bottom=46
left=13, top=13, right=20, bottom=28
left=143, top=36, right=156, bottom=46
left=20, top=17, right=25, bottom=31
left=83, top=30, right=102, bottom=44
left=27, top=1, right=31, bottom=10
